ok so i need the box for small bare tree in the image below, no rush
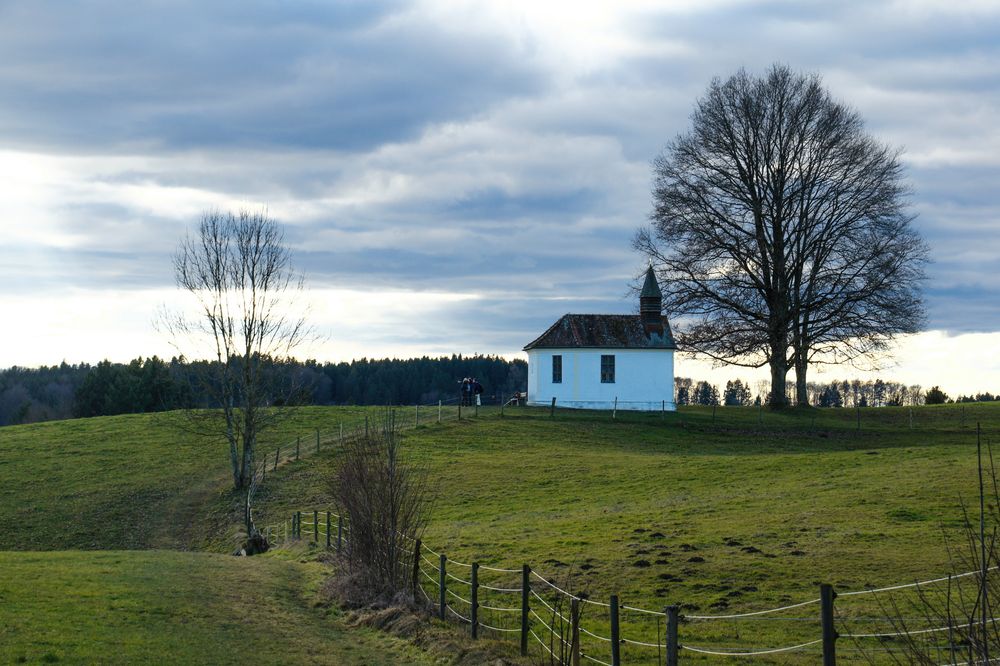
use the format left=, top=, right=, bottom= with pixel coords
left=164, top=209, right=310, bottom=491
left=332, top=411, right=430, bottom=603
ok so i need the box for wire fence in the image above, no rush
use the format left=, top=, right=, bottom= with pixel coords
left=259, top=504, right=1000, bottom=665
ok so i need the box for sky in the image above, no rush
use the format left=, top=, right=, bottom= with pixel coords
left=1, top=0, right=998, bottom=396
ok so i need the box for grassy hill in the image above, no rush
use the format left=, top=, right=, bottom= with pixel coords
left=0, top=549, right=434, bottom=665
left=0, top=407, right=380, bottom=551
left=3, top=402, right=998, bottom=663
left=251, top=402, right=1000, bottom=663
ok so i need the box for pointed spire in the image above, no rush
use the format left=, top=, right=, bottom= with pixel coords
left=640, top=265, right=662, bottom=298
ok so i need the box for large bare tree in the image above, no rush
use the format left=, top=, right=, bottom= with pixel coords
left=635, top=65, right=927, bottom=407
left=166, top=209, right=310, bottom=489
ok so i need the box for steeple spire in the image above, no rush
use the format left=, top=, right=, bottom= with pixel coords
left=640, top=266, right=663, bottom=333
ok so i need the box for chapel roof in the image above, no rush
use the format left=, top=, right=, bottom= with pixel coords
left=522, top=313, right=677, bottom=351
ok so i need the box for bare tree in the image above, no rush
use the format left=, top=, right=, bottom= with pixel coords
left=164, top=209, right=310, bottom=490
left=635, top=64, right=927, bottom=407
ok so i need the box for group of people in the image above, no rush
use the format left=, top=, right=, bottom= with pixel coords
left=460, top=377, right=484, bottom=406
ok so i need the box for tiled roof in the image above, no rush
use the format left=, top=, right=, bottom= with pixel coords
left=523, top=314, right=677, bottom=351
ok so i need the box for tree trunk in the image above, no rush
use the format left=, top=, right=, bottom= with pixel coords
left=768, top=324, right=790, bottom=408
left=794, top=352, right=810, bottom=407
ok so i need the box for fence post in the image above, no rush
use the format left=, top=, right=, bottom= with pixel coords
left=296, top=436, right=300, bottom=460
left=666, top=605, right=679, bottom=666
left=438, top=400, right=442, bottom=423
left=296, top=511, right=301, bottom=539
left=520, top=564, right=530, bottom=656
left=336, top=515, right=343, bottom=553
left=412, top=539, right=421, bottom=602
left=325, top=512, right=331, bottom=549
left=610, top=594, right=620, bottom=666
left=262, top=463, right=266, bottom=483
left=613, top=397, right=618, bottom=419
left=471, top=562, right=479, bottom=639
left=662, top=399, right=665, bottom=418
left=313, top=510, right=318, bottom=543
left=550, top=396, right=556, bottom=418
left=439, top=554, right=447, bottom=620
left=571, top=598, right=581, bottom=666
left=415, top=404, right=419, bottom=427
left=274, top=446, right=279, bottom=471
left=821, top=583, right=837, bottom=665
left=316, top=428, right=320, bottom=453
left=339, top=422, right=343, bottom=444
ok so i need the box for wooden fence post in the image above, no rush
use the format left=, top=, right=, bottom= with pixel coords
left=520, top=564, right=530, bottom=656
left=821, top=583, right=837, bottom=665
left=439, top=554, right=447, bottom=620
left=613, top=397, right=618, bottom=419
left=326, top=512, right=331, bottom=549
left=438, top=400, right=442, bottom=423
left=411, top=539, right=421, bottom=602
left=571, top=598, right=581, bottom=666
left=337, top=515, right=343, bottom=553
left=550, top=396, right=556, bottom=418
left=313, top=510, right=318, bottom=543
left=296, top=436, right=300, bottom=460
left=471, top=563, right=479, bottom=639
left=296, top=511, right=301, bottom=539
left=666, top=605, right=679, bottom=666
left=610, top=595, right=620, bottom=666
left=662, top=399, right=665, bottom=418
left=274, top=446, right=279, bottom=471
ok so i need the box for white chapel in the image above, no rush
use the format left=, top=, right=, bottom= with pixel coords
left=523, top=268, right=677, bottom=411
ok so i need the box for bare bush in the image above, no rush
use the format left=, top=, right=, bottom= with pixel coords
left=332, top=410, right=431, bottom=604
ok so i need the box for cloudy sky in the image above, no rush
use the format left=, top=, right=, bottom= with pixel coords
left=2, top=0, right=998, bottom=395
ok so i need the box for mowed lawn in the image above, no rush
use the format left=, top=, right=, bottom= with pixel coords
left=0, top=550, right=434, bottom=665
left=252, top=402, right=1000, bottom=663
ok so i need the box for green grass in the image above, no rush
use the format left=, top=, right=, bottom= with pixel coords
left=252, top=402, right=1000, bottom=663
left=0, top=549, right=434, bottom=665
left=0, top=406, right=385, bottom=551
left=3, top=401, right=998, bottom=663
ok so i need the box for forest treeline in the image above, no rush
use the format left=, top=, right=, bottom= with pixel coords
left=2, top=358, right=996, bottom=427
left=0, top=355, right=527, bottom=426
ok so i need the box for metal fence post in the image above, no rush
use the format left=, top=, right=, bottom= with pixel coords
left=521, top=564, right=530, bottom=656
left=821, top=583, right=837, bottom=665
left=439, top=554, right=447, bottom=620
left=666, top=605, right=679, bottom=666
left=471, top=563, right=479, bottom=639
left=610, top=594, right=620, bottom=666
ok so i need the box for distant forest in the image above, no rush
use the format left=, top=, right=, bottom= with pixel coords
left=1, top=357, right=996, bottom=427
left=0, top=355, right=527, bottom=426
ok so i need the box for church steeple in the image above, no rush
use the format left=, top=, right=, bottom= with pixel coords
left=640, top=266, right=663, bottom=333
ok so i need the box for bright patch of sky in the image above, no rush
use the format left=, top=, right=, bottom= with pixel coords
left=0, top=0, right=997, bottom=396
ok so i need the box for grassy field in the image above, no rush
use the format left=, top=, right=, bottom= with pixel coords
left=3, top=401, right=998, bottom=663
left=0, top=549, right=434, bottom=665
left=252, top=402, right=1000, bottom=663
left=0, top=406, right=386, bottom=551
